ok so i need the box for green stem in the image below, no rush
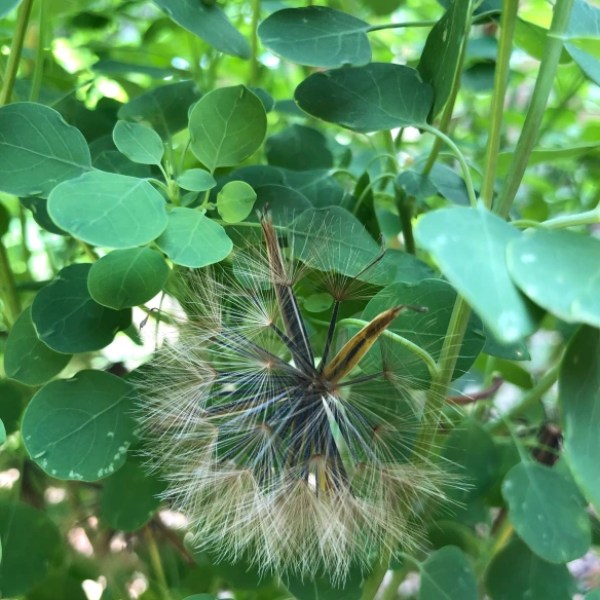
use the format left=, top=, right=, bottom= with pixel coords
left=360, top=548, right=392, bottom=600
left=145, top=527, right=172, bottom=600
left=0, top=0, right=34, bottom=105
left=421, top=124, right=477, bottom=207
left=396, top=187, right=416, bottom=254
left=542, top=207, right=600, bottom=229
left=487, top=362, right=561, bottom=433
left=415, top=297, right=472, bottom=456
left=338, top=318, right=439, bottom=379
left=494, top=0, right=574, bottom=217
left=248, top=0, right=261, bottom=86
left=29, top=0, right=47, bottom=102
left=0, top=237, right=21, bottom=326
left=480, top=0, right=519, bottom=208
left=379, top=566, right=411, bottom=600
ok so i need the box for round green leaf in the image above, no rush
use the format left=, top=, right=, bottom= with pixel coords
left=559, top=325, right=600, bottom=512
left=177, top=168, right=216, bottom=192
left=294, top=63, right=433, bottom=132
left=113, top=120, right=164, bottom=165
left=156, top=207, right=233, bottom=267
left=101, top=461, right=164, bottom=531
left=48, top=171, right=168, bottom=248
left=0, top=102, right=91, bottom=197
left=22, top=369, right=137, bottom=481
left=0, top=501, right=62, bottom=597
left=31, top=263, right=131, bottom=353
left=507, top=228, right=600, bottom=328
left=502, top=461, right=591, bottom=562
left=265, top=124, right=334, bottom=170
left=258, top=6, right=371, bottom=68
left=217, top=181, right=257, bottom=223
left=485, top=537, right=574, bottom=600
left=153, top=0, right=250, bottom=58
left=189, top=86, right=267, bottom=171
left=419, top=546, right=477, bottom=600
left=415, top=206, right=543, bottom=344
left=88, top=248, right=169, bottom=309
left=4, top=305, right=72, bottom=385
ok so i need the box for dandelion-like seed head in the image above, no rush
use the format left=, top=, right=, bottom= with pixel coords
left=137, top=212, right=454, bottom=583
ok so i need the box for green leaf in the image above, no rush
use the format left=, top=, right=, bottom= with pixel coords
left=507, top=228, right=600, bottom=328
left=113, top=120, right=164, bottom=165
left=152, top=0, right=250, bottom=58
left=502, top=461, right=591, bottom=562
left=118, top=80, right=201, bottom=139
left=93, top=149, right=153, bottom=178
left=485, top=537, right=574, bottom=600
left=253, top=184, right=312, bottom=224
left=0, top=381, right=23, bottom=435
left=156, top=207, right=233, bottom=267
left=362, top=280, right=485, bottom=387
left=217, top=181, right=257, bottom=224
left=417, top=0, right=472, bottom=120
left=22, top=369, right=137, bottom=481
left=419, top=546, right=477, bottom=600
left=31, top=263, right=131, bottom=353
left=0, top=501, right=62, bottom=597
left=88, top=248, right=170, bottom=309
left=177, top=169, right=216, bottom=192
left=265, top=124, right=334, bottom=170
left=414, top=206, right=542, bottom=343
left=565, top=0, right=600, bottom=86
left=258, top=6, right=371, bottom=68
left=20, top=196, right=67, bottom=235
left=0, top=419, right=5, bottom=444
left=4, top=306, right=72, bottom=386
left=0, top=0, right=21, bottom=18
left=295, top=63, right=433, bottom=132
left=559, top=325, right=600, bottom=512
left=101, top=461, right=164, bottom=531
left=189, top=85, right=267, bottom=172
left=47, top=171, right=168, bottom=248
left=0, top=102, right=91, bottom=197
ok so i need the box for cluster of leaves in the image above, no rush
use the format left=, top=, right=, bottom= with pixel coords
left=0, top=0, right=600, bottom=599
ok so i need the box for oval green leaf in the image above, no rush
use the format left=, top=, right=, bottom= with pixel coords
left=189, top=85, right=267, bottom=172
left=419, top=546, right=477, bottom=600
left=294, top=63, right=433, bottom=132
left=4, top=306, right=72, bottom=386
left=88, top=248, right=170, bottom=309
left=31, top=263, right=131, bottom=353
left=22, top=369, right=137, bottom=481
left=415, top=206, right=543, bottom=344
left=177, top=168, right=216, bottom=192
left=559, top=325, right=600, bottom=512
left=152, top=0, right=250, bottom=58
left=0, top=500, right=62, bottom=597
left=156, top=207, right=233, bottom=267
left=217, top=181, right=257, bottom=224
left=258, top=6, right=371, bottom=68
left=48, top=170, right=168, bottom=248
left=507, top=228, right=600, bottom=328
left=502, top=461, right=591, bottom=562
left=101, top=461, right=164, bottom=531
left=485, top=537, right=574, bottom=600
left=0, top=102, right=91, bottom=197
left=113, top=120, right=164, bottom=165
left=417, top=0, right=472, bottom=120
left=265, top=124, right=334, bottom=171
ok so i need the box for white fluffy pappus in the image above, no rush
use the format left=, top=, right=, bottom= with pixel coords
left=135, top=212, right=458, bottom=584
